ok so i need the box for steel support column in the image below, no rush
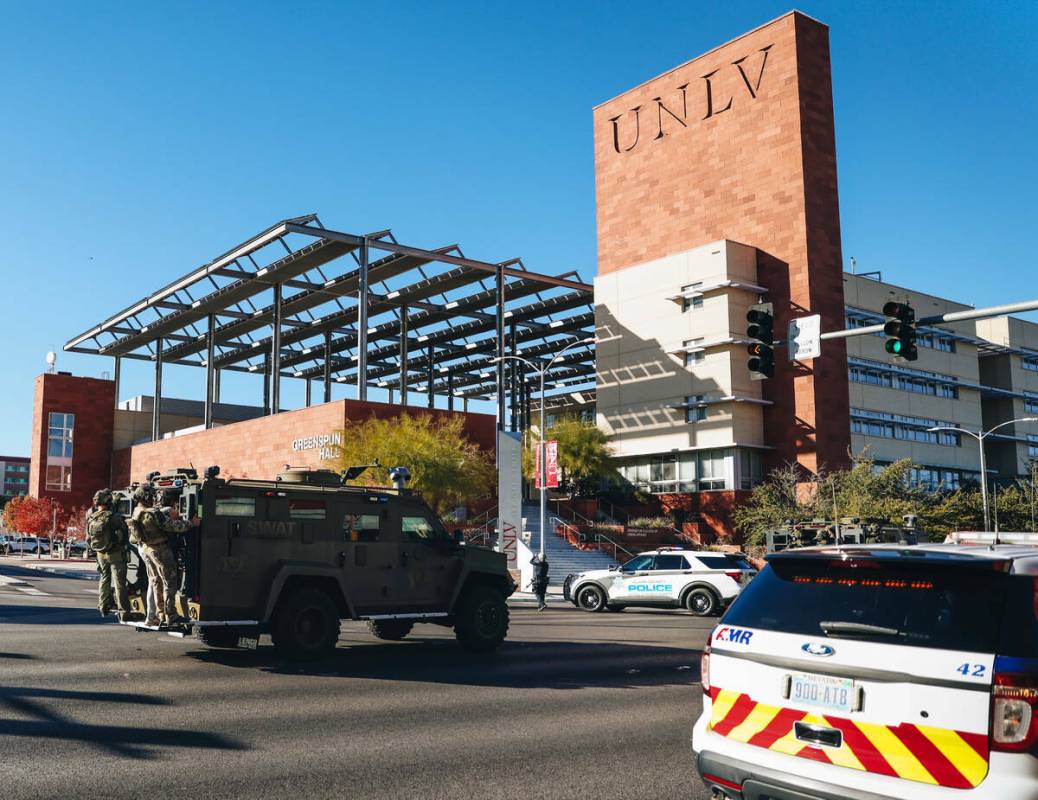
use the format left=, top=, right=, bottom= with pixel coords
left=214, top=368, right=221, bottom=404
left=508, top=323, right=518, bottom=431
left=523, top=378, right=531, bottom=434
left=112, top=356, right=121, bottom=409
left=270, top=283, right=282, bottom=414
left=495, top=264, right=505, bottom=430
left=427, top=344, right=434, bottom=409
left=447, top=373, right=454, bottom=411
left=304, top=380, right=312, bottom=408
left=399, top=307, right=409, bottom=406
left=204, top=313, right=215, bottom=429
left=357, top=238, right=369, bottom=401
left=152, top=340, right=163, bottom=442
left=263, top=355, right=270, bottom=416
left=323, top=331, right=332, bottom=403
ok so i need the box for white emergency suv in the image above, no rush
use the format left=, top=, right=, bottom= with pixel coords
left=693, top=535, right=1038, bottom=799
left=562, top=548, right=756, bottom=615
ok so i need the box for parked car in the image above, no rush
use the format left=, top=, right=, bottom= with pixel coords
left=693, top=539, right=1038, bottom=799
left=563, top=547, right=757, bottom=615
left=0, top=534, right=12, bottom=555
left=5, top=535, right=51, bottom=554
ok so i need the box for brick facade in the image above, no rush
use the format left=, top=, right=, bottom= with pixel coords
left=111, top=398, right=497, bottom=486
left=29, top=372, right=116, bottom=509
left=593, top=11, right=851, bottom=476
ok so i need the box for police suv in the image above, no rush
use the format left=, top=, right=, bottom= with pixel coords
left=693, top=533, right=1038, bottom=799
left=563, top=548, right=756, bottom=615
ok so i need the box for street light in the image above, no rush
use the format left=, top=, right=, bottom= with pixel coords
left=492, top=336, right=595, bottom=557
left=927, top=417, right=1038, bottom=532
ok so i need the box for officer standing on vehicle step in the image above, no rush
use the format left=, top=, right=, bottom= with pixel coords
left=86, top=489, right=131, bottom=621
left=127, top=485, right=194, bottom=627
left=530, top=553, right=549, bottom=611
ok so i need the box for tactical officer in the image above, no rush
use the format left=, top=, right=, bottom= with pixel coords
left=530, top=553, right=549, bottom=611
left=127, top=485, right=195, bottom=627
left=86, top=489, right=131, bottom=621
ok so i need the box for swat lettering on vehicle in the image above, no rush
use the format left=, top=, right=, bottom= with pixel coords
left=714, top=626, right=754, bottom=645
left=628, top=583, right=673, bottom=593
left=244, top=520, right=297, bottom=539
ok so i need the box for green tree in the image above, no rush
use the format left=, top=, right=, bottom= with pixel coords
left=522, top=416, right=616, bottom=495
left=328, top=413, right=493, bottom=516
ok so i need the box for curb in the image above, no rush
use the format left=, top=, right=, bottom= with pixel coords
left=0, top=561, right=98, bottom=581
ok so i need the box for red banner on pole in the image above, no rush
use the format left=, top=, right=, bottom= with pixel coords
left=535, top=440, right=559, bottom=489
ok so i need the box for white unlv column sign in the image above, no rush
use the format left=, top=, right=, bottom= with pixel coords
left=496, top=431, right=522, bottom=570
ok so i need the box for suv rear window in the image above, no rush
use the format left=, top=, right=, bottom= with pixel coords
left=695, top=554, right=753, bottom=570
left=723, top=559, right=1038, bottom=656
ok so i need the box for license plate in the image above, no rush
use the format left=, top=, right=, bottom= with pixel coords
left=787, top=672, right=855, bottom=713
left=237, top=636, right=259, bottom=650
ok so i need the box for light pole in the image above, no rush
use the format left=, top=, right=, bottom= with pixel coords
left=927, top=417, right=1038, bottom=532
left=492, top=337, right=594, bottom=557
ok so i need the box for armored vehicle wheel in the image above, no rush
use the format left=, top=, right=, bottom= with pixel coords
left=366, top=619, right=414, bottom=641
left=271, top=587, right=341, bottom=661
left=576, top=585, right=606, bottom=612
left=454, top=585, right=509, bottom=653
left=605, top=604, right=626, bottom=612
left=198, top=626, right=242, bottom=649
left=685, top=586, right=719, bottom=616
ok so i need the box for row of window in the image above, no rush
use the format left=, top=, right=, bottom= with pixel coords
left=848, top=361, right=959, bottom=399
left=1029, top=435, right=1038, bottom=459
left=46, top=412, right=74, bottom=492
left=213, top=495, right=439, bottom=542
left=1025, top=393, right=1038, bottom=414
left=1023, top=358, right=1038, bottom=372
left=618, top=448, right=762, bottom=494
left=845, top=314, right=957, bottom=352
left=850, top=408, right=961, bottom=447
left=3, top=464, right=29, bottom=473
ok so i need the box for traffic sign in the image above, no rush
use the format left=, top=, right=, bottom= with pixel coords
left=788, top=314, right=821, bottom=360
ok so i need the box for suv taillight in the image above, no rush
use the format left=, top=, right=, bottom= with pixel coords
left=992, top=672, right=1038, bottom=751
left=701, top=643, right=711, bottom=694
left=725, top=571, right=743, bottom=583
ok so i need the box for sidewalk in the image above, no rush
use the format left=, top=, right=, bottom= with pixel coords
left=508, top=586, right=568, bottom=607
left=0, top=555, right=98, bottom=581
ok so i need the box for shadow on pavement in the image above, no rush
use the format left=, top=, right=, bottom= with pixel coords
left=0, top=686, right=246, bottom=759
left=188, top=637, right=703, bottom=690
left=0, top=652, right=34, bottom=660
left=0, top=604, right=112, bottom=626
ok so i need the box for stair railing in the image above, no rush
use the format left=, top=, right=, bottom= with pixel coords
left=583, top=529, right=636, bottom=562
left=549, top=499, right=596, bottom=528
left=549, top=517, right=583, bottom=548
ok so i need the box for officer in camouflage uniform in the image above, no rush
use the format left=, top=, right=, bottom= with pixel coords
left=86, top=489, right=131, bottom=620
left=127, top=485, right=192, bottom=627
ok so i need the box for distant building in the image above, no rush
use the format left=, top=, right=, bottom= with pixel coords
left=0, top=455, right=30, bottom=498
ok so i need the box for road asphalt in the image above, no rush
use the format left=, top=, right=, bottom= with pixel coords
left=0, top=562, right=712, bottom=800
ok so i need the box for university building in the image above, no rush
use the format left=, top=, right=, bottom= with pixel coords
left=25, top=11, right=1036, bottom=540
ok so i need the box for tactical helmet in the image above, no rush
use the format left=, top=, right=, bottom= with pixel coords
left=133, top=485, right=156, bottom=506
left=93, top=488, right=113, bottom=507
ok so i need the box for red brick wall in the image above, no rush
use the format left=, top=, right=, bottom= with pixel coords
left=657, top=490, right=749, bottom=544
left=111, top=399, right=497, bottom=486
left=593, top=11, right=850, bottom=475
left=29, top=373, right=116, bottom=509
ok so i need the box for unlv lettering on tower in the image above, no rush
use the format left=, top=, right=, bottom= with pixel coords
left=609, top=44, right=772, bottom=154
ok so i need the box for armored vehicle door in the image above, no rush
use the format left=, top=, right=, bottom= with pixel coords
left=395, top=507, right=461, bottom=610
left=337, top=500, right=402, bottom=614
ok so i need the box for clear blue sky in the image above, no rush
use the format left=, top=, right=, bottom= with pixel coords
left=0, top=0, right=1034, bottom=456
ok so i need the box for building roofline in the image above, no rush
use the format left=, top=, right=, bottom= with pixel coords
left=592, top=10, right=823, bottom=111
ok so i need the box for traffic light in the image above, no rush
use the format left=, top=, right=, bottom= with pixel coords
left=746, top=303, right=775, bottom=379
left=883, top=301, right=918, bottom=361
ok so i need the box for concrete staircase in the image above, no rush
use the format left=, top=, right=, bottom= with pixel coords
left=522, top=504, right=617, bottom=586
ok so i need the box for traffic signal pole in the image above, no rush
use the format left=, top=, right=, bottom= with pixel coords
left=818, top=298, right=1038, bottom=342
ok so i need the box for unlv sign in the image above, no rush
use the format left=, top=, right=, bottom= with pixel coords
left=608, top=44, right=772, bottom=154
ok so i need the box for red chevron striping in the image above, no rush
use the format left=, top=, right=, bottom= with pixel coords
left=797, top=745, right=833, bottom=764
left=957, top=730, right=990, bottom=760
left=891, top=724, right=970, bottom=789
left=747, top=708, right=806, bottom=749
left=711, top=694, right=757, bottom=737
left=822, top=716, right=898, bottom=778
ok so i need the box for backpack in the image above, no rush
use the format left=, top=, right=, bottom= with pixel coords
left=87, top=510, right=115, bottom=552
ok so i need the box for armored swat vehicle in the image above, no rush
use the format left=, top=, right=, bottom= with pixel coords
left=765, top=515, right=921, bottom=553
left=117, top=465, right=515, bottom=660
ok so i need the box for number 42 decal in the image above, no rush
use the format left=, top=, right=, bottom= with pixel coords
left=956, top=663, right=986, bottom=677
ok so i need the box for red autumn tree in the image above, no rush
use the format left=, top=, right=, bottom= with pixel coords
left=11, top=496, right=59, bottom=536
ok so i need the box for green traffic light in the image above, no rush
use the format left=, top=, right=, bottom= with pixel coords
left=887, top=340, right=903, bottom=355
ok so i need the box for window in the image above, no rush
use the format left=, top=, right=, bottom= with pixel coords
left=45, top=412, right=74, bottom=491
left=343, top=513, right=380, bottom=541
left=1026, top=393, right=1038, bottom=415
left=621, top=555, right=654, bottom=572
left=1024, top=358, right=1038, bottom=373
left=402, top=516, right=438, bottom=540
left=694, top=554, right=753, bottom=571
left=740, top=450, right=762, bottom=490
left=214, top=496, right=255, bottom=517
left=684, top=338, right=705, bottom=366
left=850, top=408, right=960, bottom=447
left=848, top=359, right=958, bottom=399
left=289, top=499, right=326, bottom=520
left=653, top=555, right=688, bottom=571
left=685, top=395, right=706, bottom=423
left=699, top=450, right=727, bottom=490
left=681, top=283, right=704, bottom=312
left=1029, top=435, right=1038, bottom=459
